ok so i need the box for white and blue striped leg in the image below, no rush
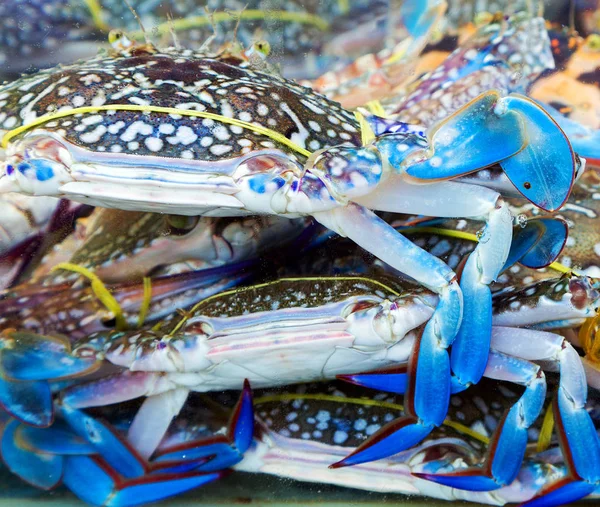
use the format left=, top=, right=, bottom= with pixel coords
left=316, top=203, right=462, bottom=467
left=424, top=327, right=600, bottom=500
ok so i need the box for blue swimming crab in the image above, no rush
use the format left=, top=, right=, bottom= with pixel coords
left=1, top=262, right=599, bottom=507
left=0, top=41, right=581, bottom=502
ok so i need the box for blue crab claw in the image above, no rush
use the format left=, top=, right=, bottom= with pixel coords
left=1, top=419, right=63, bottom=489
left=498, top=96, right=576, bottom=212
left=502, top=217, right=568, bottom=272
left=405, top=91, right=575, bottom=212
left=337, top=365, right=409, bottom=394
left=0, top=331, right=99, bottom=381
left=519, top=390, right=600, bottom=507
left=0, top=377, right=53, bottom=427
left=62, top=455, right=224, bottom=507
left=153, top=379, right=254, bottom=472
left=534, top=99, right=600, bottom=164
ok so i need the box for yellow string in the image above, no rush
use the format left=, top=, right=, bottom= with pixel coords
left=337, top=0, right=350, bottom=14
left=127, top=10, right=329, bottom=41
left=168, top=275, right=402, bottom=336
left=366, top=100, right=387, bottom=118
left=1, top=104, right=313, bottom=158
left=137, top=277, right=153, bottom=328
left=400, top=226, right=574, bottom=275
left=354, top=111, right=375, bottom=146
left=83, top=0, right=111, bottom=32
left=536, top=403, right=555, bottom=453
left=51, top=262, right=127, bottom=331
left=253, top=393, right=490, bottom=445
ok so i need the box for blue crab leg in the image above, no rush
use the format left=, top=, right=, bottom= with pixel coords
left=62, top=455, right=224, bottom=507
left=416, top=348, right=546, bottom=490
left=403, top=91, right=576, bottom=212
left=334, top=182, right=512, bottom=465
left=422, top=327, right=599, bottom=497
left=153, top=379, right=254, bottom=472
left=316, top=203, right=461, bottom=467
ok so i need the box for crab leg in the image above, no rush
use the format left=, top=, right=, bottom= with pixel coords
left=421, top=327, right=599, bottom=500
left=2, top=382, right=254, bottom=506
left=316, top=203, right=462, bottom=467
left=127, top=388, right=190, bottom=460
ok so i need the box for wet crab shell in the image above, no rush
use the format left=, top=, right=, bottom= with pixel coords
left=0, top=46, right=361, bottom=161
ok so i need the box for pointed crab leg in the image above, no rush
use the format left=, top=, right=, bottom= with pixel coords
left=328, top=178, right=515, bottom=467
left=422, top=327, right=599, bottom=498
left=316, top=204, right=462, bottom=467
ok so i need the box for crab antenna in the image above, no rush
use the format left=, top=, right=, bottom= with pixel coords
left=123, top=0, right=151, bottom=45
left=166, top=12, right=180, bottom=49
left=198, top=7, right=218, bottom=53
left=231, top=4, right=248, bottom=46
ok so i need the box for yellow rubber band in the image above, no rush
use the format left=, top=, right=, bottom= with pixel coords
left=1, top=104, right=312, bottom=158
left=128, top=10, right=329, bottom=41
left=168, top=275, right=402, bottom=337
left=83, top=0, right=111, bottom=32
left=137, top=277, right=153, bottom=328
left=536, top=402, right=555, bottom=453
left=254, top=393, right=490, bottom=445
left=51, top=262, right=127, bottom=331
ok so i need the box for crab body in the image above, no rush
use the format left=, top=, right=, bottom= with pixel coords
left=0, top=41, right=581, bottom=505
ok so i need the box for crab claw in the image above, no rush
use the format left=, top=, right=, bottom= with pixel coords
left=405, top=91, right=576, bottom=212
left=503, top=217, right=568, bottom=271
left=0, top=331, right=98, bottom=426
left=0, top=418, right=64, bottom=489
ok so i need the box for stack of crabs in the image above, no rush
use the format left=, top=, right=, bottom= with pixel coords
left=0, top=1, right=600, bottom=506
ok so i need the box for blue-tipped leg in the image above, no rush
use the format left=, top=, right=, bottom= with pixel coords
left=498, top=96, right=576, bottom=211
left=332, top=325, right=450, bottom=468
left=154, top=380, right=254, bottom=472
left=337, top=365, right=409, bottom=395
left=62, top=455, right=223, bottom=507
left=421, top=352, right=546, bottom=490
left=16, top=420, right=95, bottom=455
left=60, top=406, right=146, bottom=479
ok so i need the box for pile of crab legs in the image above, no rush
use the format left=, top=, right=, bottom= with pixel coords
left=0, top=1, right=600, bottom=506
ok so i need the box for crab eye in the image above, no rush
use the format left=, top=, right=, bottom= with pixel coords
left=166, top=215, right=200, bottom=235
